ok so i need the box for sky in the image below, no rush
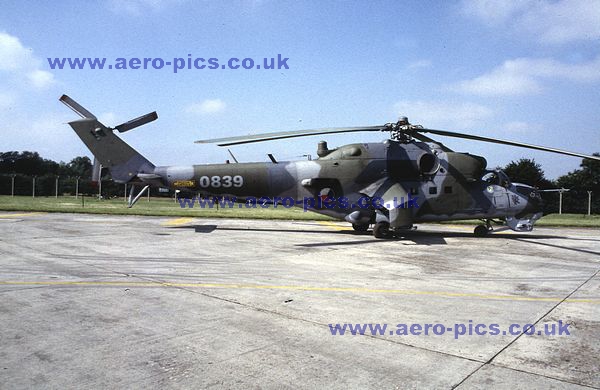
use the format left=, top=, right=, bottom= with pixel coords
left=1, top=0, right=599, bottom=179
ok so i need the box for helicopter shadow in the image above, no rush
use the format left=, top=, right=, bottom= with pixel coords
left=166, top=224, right=420, bottom=246
left=297, top=230, right=600, bottom=253
left=390, top=230, right=600, bottom=256
left=165, top=224, right=599, bottom=254
left=296, top=230, right=453, bottom=247
left=167, top=224, right=354, bottom=235
left=168, top=224, right=433, bottom=246
left=511, top=238, right=600, bottom=257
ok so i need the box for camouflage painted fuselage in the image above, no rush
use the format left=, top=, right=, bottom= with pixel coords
left=153, top=140, right=542, bottom=227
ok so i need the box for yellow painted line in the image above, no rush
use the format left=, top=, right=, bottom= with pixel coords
left=437, top=224, right=479, bottom=231
left=318, top=220, right=353, bottom=231
left=1, top=280, right=598, bottom=304
left=0, top=212, right=46, bottom=218
left=161, top=217, right=195, bottom=226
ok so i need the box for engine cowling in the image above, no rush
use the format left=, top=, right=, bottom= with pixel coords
left=445, top=153, right=487, bottom=181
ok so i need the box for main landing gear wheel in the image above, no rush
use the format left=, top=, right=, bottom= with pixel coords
left=352, top=223, right=369, bottom=232
left=474, top=225, right=489, bottom=237
left=373, top=222, right=391, bottom=239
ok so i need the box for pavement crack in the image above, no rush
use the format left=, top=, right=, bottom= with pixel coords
left=453, top=266, right=600, bottom=389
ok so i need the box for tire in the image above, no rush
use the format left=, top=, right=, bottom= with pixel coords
left=352, top=223, right=369, bottom=232
left=474, top=225, right=488, bottom=237
left=373, top=222, right=391, bottom=239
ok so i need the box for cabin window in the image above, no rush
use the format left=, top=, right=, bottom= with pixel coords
left=429, top=187, right=437, bottom=195
left=444, top=186, right=453, bottom=194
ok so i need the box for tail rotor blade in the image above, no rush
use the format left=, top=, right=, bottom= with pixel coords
left=59, top=95, right=96, bottom=119
left=114, top=112, right=158, bottom=133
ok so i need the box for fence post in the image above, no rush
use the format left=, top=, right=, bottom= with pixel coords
left=558, top=189, right=563, bottom=214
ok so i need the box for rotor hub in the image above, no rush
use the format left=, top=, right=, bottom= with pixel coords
left=386, top=118, right=423, bottom=142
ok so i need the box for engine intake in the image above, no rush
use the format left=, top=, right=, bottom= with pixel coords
left=417, top=152, right=439, bottom=175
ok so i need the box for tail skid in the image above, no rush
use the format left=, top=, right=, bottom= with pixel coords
left=60, top=95, right=157, bottom=183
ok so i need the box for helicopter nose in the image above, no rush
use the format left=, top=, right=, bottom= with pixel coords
left=530, top=190, right=544, bottom=213
left=515, top=185, right=544, bottom=215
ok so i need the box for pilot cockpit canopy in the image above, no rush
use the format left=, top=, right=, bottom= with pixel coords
left=482, top=169, right=511, bottom=187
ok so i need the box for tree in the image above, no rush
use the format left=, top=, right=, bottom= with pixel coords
left=557, top=153, right=600, bottom=191
left=0, top=151, right=20, bottom=173
left=503, top=158, right=552, bottom=188
left=556, top=153, right=600, bottom=213
left=0, top=151, right=59, bottom=176
left=67, top=156, right=92, bottom=178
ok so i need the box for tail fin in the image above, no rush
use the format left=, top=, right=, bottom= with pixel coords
left=60, top=95, right=156, bottom=183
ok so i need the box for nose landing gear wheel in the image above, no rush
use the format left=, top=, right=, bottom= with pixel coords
left=474, top=225, right=489, bottom=237
left=373, top=222, right=391, bottom=239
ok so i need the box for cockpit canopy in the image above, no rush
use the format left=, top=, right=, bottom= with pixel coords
left=481, top=169, right=511, bottom=187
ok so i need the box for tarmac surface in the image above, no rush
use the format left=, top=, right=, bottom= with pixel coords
left=0, top=211, right=599, bottom=389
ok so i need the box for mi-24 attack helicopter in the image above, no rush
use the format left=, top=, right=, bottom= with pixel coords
left=60, top=95, right=600, bottom=238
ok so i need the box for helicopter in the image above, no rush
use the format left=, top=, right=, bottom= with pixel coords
left=60, top=95, right=600, bottom=238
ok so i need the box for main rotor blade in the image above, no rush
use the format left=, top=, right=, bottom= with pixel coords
left=415, top=128, right=600, bottom=161
left=195, top=125, right=387, bottom=146
left=409, top=132, right=453, bottom=152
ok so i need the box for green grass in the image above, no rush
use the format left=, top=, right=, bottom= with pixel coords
left=0, top=195, right=333, bottom=221
left=0, top=195, right=598, bottom=227
left=531, top=213, right=600, bottom=228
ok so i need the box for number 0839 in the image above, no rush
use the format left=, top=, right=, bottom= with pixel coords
left=198, top=175, right=243, bottom=188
